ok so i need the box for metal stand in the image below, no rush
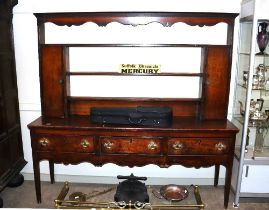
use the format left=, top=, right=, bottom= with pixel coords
left=54, top=182, right=205, bottom=210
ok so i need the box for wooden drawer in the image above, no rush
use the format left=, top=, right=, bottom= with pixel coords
left=100, top=136, right=162, bottom=155
left=168, top=138, right=230, bottom=155
left=33, top=135, right=95, bottom=153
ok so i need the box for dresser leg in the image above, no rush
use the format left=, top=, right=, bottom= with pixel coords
left=224, top=165, right=232, bottom=209
left=214, top=165, right=220, bottom=187
left=49, top=161, right=55, bottom=184
left=33, top=159, right=41, bottom=203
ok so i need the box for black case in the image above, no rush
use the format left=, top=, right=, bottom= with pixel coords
left=90, top=106, right=172, bottom=127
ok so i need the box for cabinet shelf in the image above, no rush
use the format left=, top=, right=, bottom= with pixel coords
left=237, top=83, right=268, bottom=91
left=239, top=52, right=269, bottom=57
left=253, top=148, right=269, bottom=160
left=233, top=115, right=268, bottom=128
left=67, top=72, right=204, bottom=77
left=240, top=16, right=269, bottom=24
left=255, top=53, right=269, bottom=57
left=239, top=52, right=251, bottom=56
left=41, top=43, right=229, bottom=48
left=67, top=96, right=202, bottom=102
left=240, top=16, right=254, bottom=23
left=234, top=147, right=269, bottom=164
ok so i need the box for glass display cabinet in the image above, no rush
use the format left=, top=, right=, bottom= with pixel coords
left=232, top=0, right=269, bottom=207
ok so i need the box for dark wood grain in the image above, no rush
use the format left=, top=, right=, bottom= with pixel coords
left=0, top=0, right=27, bottom=202
left=29, top=12, right=239, bottom=209
left=35, top=12, right=238, bottom=27
left=39, top=44, right=232, bottom=120
left=68, top=97, right=200, bottom=117
left=28, top=116, right=238, bottom=167
left=40, top=45, right=68, bottom=118
left=200, top=46, right=232, bottom=120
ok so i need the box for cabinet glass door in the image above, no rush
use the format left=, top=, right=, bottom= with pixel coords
left=233, top=20, right=269, bottom=161
left=233, top=21, right=253, bottom=160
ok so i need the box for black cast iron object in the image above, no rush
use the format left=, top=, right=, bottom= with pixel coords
left=114, top=173, right=149, bottom=204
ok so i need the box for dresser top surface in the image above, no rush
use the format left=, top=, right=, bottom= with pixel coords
left=28, top=116, right=238, bottom=133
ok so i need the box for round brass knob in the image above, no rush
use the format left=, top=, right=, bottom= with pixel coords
left=39, top=138, right=49, bottom=147
left=172, top=142, right=183, bottom=150
left=103, top=141, right=113, bottom=150
left=81, top=139, right=90, bottom=149
left=215, top=142, right=226, bottom=151
left=148, top=141, right=158, bottom=150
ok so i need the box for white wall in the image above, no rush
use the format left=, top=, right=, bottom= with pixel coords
left=13, top=0, right=241, bottom=184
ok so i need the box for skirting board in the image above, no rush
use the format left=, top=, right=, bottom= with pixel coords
left=22, top=172, right=225, bottom=186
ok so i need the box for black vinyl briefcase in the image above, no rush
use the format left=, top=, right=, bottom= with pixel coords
left=90, top=106, right=172, bottom=127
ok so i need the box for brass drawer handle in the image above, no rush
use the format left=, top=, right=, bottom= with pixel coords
left=39, top=138, right=49, bottom=147
left=103, top=141, right=113, bottom=150
left=148, top=141, right=158, bottom=150
left=81, top=139, right=90, bottom=149
left=215, top=142, right=226, bottom=151
left=172, top=142, right=183, bottom=150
